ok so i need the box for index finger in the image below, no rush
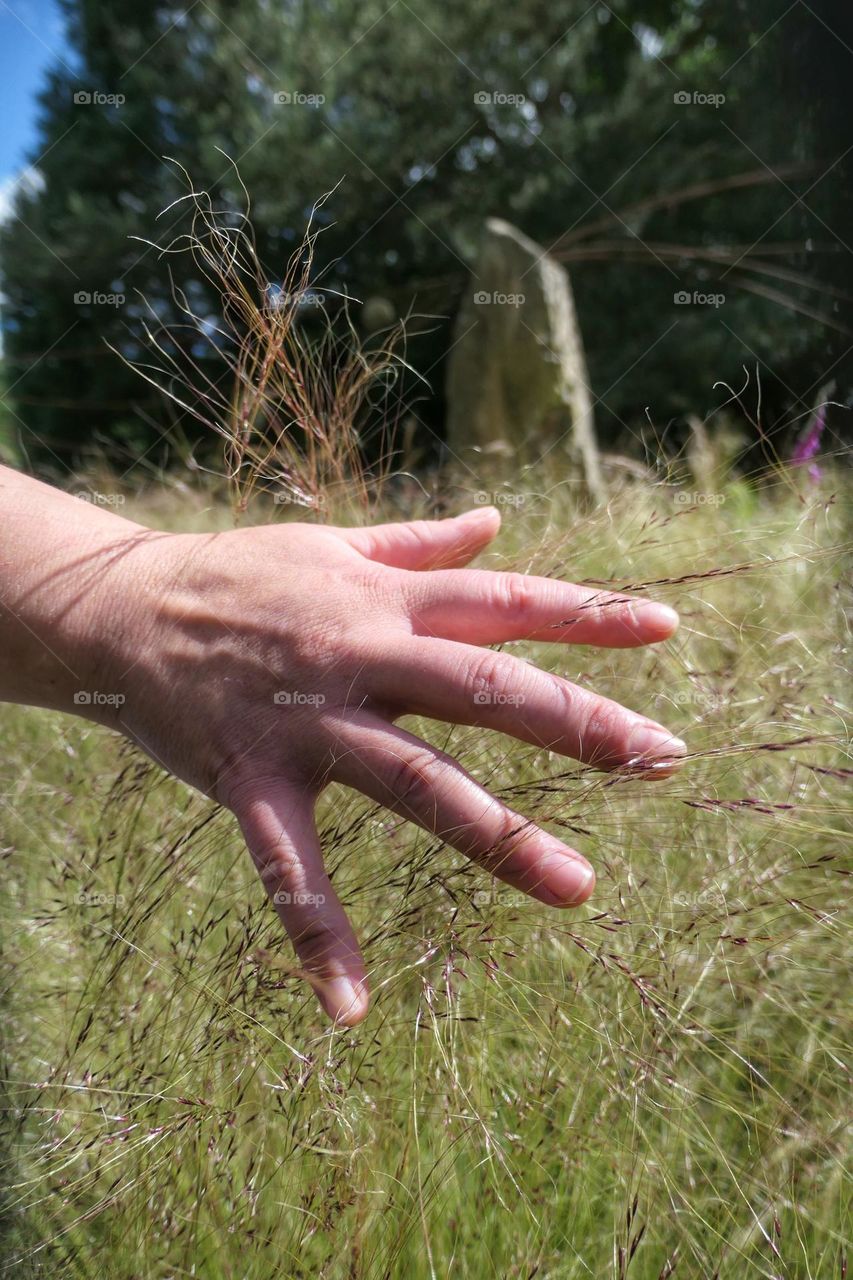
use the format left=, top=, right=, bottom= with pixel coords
left=402, top=568, right=679, bottom=647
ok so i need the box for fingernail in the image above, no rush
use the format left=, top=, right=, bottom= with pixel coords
left=541, top=856, right=595, bottom=907
left=626, top=723, right=687, bottom=763
left=635, top=602, right=680, bottom=633
left=316, top=976, right=368, bottom=1026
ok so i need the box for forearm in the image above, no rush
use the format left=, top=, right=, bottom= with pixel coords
left=0, top=465, right=151, bottom=722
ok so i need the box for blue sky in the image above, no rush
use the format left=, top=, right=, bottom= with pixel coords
left=1, top=0, right=71, bottom=187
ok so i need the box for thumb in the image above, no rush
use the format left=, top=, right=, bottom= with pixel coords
left=333, top=506, right=501, bottom=570
left=232, top=780, right=368, bottom=1026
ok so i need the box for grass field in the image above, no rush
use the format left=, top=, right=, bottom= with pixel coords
left=1, top=464, right=850, bottom=1279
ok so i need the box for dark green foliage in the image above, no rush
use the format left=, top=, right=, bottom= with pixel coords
left=1, top=0, right=851, bottom=467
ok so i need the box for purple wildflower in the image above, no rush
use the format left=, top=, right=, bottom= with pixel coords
left=791, top=406, right=827, bottom=480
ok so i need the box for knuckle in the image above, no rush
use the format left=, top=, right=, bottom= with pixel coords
left=354, top=564, right=401, bottom=611
left=464, top=650, right=518, bottom=708
left=217, top=766, right=278, bottom=812
left=481, top=807, right=532, bottom=870
left=551, top=677, right=580, bottom=724
left=590, top=593, right=633, bottom=629
left=401, top=521, right=433, bottom=551
left=494, top=571, right=539, bottom=618
left=290, top=918, right=335, bottom=961
left=252, top=841, right=309, bottom=899
left=579, top=694, right=625, bottom=746
left=289, top=570, right=398, bottom=668
left=575, top=595, right=608, bottom=627
left=384, top=747, right=445, bottom=813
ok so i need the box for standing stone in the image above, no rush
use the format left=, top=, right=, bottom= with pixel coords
left=446, top=218, right=604, bottom=502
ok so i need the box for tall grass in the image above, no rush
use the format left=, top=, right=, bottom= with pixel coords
left=118, top=168, right=411, bottom=520
left=1, top=461, right=850, bottom=1278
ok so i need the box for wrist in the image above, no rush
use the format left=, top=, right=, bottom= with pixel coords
left=0, top=468, right=202, bottom=744
left=64, top=526, right=161, bottom=727
left=0, top=475, right=160, bottom=725
left=69, top=524, right=205, bottom=735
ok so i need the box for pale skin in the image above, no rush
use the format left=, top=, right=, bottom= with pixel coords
left=0, top=465, right=686, bottom=1024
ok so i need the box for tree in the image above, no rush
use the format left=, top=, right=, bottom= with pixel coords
left=1, top=0, right=850, bottom=469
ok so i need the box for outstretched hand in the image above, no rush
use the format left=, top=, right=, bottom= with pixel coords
left=103, top=506, right=684, bottom=1024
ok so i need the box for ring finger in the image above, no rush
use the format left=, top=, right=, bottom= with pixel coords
left=328, top=712, right=595, bottom=907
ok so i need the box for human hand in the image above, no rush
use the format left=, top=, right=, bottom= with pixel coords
left=90, top=505, right=684, bottom=1024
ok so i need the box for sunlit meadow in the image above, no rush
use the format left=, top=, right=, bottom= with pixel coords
left=1, top=458, right=850, bottom=1279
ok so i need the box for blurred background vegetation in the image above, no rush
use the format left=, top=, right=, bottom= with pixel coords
left=0, top=0, right=851, bottom=470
